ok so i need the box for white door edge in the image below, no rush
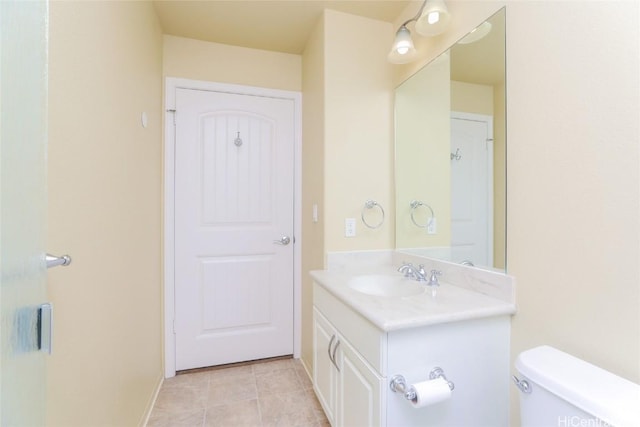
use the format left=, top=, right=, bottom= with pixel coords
left=163, top=77, right=302, bottom=378
left=451, top=111, right=494, bottom=267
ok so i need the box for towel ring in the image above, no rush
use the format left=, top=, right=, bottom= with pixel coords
left=361, top=200, right=385, bottom=229
left=410, top=200, right=434, bottom=228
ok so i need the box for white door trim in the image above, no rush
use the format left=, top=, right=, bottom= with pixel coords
left=163, top=77, right=302, bottom=378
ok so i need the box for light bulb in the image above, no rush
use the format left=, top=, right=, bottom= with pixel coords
left=415, top=0, right=450, bottom=37
left=395, top=39, right=412, bottom=55
left=388, top=25, right=417, bottom=64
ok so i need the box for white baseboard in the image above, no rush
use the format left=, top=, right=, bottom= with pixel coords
left=139, top=373, right=164, bottom=427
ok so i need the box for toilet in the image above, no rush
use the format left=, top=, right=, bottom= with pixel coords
left=515, top=346, right=640, bottom=427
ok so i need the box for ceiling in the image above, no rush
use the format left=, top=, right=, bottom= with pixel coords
left=152, top=0, right=412, bottom=54
left=152, top=1, right=504, bottom=86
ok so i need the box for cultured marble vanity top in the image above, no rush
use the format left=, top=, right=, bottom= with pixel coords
left=310, top=268, right=516, bottom=332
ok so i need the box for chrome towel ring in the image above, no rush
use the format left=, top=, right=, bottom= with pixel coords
left=410, top=200, right=435, bottom=228
left=361, top=200, right=385, bottom=229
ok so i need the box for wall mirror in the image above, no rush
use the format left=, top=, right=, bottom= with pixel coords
left=394, top=8, right=506, bottom=272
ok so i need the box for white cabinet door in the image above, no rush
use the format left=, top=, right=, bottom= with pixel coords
left=313, top=304, right=384, bottom=427
left=313, top=308, right=338, bottom=425
left=338, top=339, right=384, bottom=427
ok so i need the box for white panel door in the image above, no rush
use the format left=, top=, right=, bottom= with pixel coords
left=174, top=88, right=295, bottom=370
left=450, top=114, right=493, bottom=267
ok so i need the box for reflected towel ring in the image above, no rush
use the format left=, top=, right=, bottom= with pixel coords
left=361, top=200, right=385, bottom=229
left=410, top=200, right=434, bottom=228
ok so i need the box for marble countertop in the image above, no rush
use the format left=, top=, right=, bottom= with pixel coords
left=310, top=268, right=516, bottom=332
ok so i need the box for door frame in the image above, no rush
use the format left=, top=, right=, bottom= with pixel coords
left=163, top=77, right=302, bottom=377
left=450, top=111, right=494, bottom=266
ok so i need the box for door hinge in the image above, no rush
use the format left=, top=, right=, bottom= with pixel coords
left=172, top=318, right=176, bottom=334
left=167, top=109, right=176, bottom=125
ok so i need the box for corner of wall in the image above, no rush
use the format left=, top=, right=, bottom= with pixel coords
left=300, top=10, right=326, bottom=373
left=322, top=10, right=395, bottom=253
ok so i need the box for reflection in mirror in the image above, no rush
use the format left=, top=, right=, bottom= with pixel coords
left=395, top=8, right=506, bottom=272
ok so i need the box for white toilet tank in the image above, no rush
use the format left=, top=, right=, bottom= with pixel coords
left=515, top=346, right=640, bottom=427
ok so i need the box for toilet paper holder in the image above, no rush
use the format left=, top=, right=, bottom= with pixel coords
left=390, top=367, right=455, bottom=401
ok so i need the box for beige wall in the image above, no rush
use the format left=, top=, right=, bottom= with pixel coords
left=300, top=13, right=326, bottom=374
left=163, top=35, right=301, bottom=91
left=451, top=80, right=493, bottom=115
left=47, top=1, right=163, bottom=425
left=396, top=56, right=451, bottom=248
left=323, top=10, right=395, bottom=252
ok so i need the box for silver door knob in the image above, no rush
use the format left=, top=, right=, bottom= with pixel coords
left=46, top=253, right=72, bottom=269
left=273, top=236, right=291, bottom=245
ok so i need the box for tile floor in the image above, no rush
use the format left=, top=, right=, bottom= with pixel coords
left=147, top=357, right=330, bottom=427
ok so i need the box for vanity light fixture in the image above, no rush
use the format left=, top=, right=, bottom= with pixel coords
left=387, top=0, right=451, bottom=64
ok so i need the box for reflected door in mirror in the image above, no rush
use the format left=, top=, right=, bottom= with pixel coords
left=450, top=113, right=493, bottom=267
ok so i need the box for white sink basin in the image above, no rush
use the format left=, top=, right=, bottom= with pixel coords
left=347, top=274, right=424, bottom=297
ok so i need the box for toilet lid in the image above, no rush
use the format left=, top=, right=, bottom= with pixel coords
left=515, top=346, right=640, bottom=427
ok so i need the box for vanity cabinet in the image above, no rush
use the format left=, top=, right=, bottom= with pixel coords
left=312, top=280, right=511, bottom=427
left=313, top=307, right=383, bottom=427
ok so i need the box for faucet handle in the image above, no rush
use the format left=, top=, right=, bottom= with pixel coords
left=418, top=264, right=426, bottom=274
left=428, top=269, right=442, bottom=286
left=404, top=263, right=414, bottom=275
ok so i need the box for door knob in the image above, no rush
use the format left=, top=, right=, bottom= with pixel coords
left=273, top=236, right=291, bottom=246
left=46, top=253, right=72, bottom=269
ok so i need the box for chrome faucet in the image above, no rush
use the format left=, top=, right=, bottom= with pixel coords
left=427, top=270, right=442, bottom=287
left=397, top=262, right=428, bottom=282
left=397, top=262, right=414, bottom=277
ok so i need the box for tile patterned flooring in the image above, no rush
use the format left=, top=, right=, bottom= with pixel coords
left=147, top=357, right=330, bottom=427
